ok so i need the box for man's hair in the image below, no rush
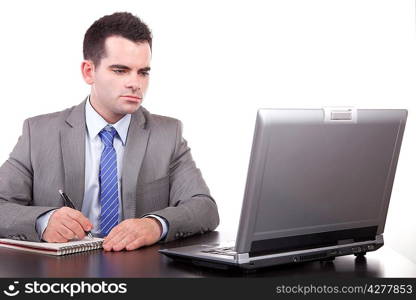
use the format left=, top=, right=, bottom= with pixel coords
left=83, top=12, right=152, bottom=67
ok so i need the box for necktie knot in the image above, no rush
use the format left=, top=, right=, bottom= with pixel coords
left=99, top=126, right=117, bottom=147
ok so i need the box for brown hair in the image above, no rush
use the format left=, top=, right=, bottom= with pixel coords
left=83, top=12, right=152, bottom=67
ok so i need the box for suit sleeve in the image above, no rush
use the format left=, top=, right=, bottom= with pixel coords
left=0, top=119, right=58, bottom=242
left=146, top=120, right=220, bottom=242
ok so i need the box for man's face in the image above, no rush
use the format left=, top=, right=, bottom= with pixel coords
left=84, top=36, right=151, bottom=123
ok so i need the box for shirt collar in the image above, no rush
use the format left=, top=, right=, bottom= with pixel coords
left=85, top=96, right=131, bottom=145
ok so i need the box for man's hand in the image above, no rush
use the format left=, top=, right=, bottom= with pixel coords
left=42, top=207, right=93, bottom=243
left=103, top=218, right=162, bottom=251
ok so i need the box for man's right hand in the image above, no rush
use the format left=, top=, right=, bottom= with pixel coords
left=42, top=207, right=93, bottom=243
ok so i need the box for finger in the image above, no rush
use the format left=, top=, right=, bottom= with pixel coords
left=112, top=234, right=136, bottom=252
left=61, top=217, right=86, bottom=239
left=125, top=236, right=146, bottom=251
left=47, top=232, right=68, bottom=243
left=51, top=231, right=68, bottom=243
left=43, top=229, right=67, bottom=243
left=103, top=231, right=128, bottom=251
left=104, top=223, right=123, bottom=243
left=66, top=209, right=93, bottom=231
left=57, top=223, right=76, bottom=240
left=104, top=225, right=125, bottom=247
left=104, top=231, right=127, bottom=251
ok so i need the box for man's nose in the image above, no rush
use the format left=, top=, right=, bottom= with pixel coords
left=125, top=74, right=142, bottom=91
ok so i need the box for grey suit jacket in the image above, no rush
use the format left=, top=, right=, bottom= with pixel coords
left=0, top=100, right=219, bottom=242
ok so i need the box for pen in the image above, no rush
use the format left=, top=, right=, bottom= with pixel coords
left=58, top=189, right=93, bottom=238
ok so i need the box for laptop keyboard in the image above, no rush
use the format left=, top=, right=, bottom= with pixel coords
left=201, top=246, right=236, bottom=256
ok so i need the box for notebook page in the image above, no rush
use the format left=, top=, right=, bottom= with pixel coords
left=0, top=237, right=104, bottom=250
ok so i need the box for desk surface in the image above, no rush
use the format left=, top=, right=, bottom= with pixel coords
left=0, top=231, right=415, bottom=278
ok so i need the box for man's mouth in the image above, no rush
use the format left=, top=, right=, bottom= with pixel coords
left=121, top=95, right=142, bottom=102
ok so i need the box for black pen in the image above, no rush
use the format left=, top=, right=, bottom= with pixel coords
left=58, top=189, right=93, bottom=238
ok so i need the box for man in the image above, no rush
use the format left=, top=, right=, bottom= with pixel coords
left=0, top=12, right=219, bottom=251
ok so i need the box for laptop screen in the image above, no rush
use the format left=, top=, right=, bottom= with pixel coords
left=235, top=109, right=407, bottom=254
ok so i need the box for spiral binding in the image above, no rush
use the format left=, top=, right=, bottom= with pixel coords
left=58, top=240, right=103, bottom=255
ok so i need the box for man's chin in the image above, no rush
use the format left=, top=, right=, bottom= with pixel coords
left=120, top=103, right=142, bottom=115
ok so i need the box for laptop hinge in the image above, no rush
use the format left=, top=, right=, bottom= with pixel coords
left=236, top=253, right=250, bottom=264
left=376, top=234, right=384, bottom=243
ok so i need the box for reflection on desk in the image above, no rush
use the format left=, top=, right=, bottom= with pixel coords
left=0, top=231, right=415, bottom=278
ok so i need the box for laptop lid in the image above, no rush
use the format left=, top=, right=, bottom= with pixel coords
left=235, top=108, right=407, bottom=255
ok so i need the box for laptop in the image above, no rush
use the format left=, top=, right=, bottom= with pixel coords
left=159, top=108, right=407, bottom=270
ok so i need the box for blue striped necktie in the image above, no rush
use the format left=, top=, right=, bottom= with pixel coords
left=98, top=125, right=119, bottom=236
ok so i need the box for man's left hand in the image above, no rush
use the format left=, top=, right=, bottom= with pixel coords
left=103, top=218, right=162, bottom=251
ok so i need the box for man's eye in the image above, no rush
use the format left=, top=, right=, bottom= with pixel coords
left=113, top=70, right=126, bottom=74
left=140, top=71, right=150, bottom=76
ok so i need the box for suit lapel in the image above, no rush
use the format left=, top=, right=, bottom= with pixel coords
left=121, top=107, right=150, bottom=219
left=60, top=100, right=86, bottom=210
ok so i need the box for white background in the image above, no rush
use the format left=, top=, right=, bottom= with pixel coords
left=0, top=0, right=415, bottom=263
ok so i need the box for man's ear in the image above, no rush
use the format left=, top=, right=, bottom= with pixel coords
left=81, top=60, right=95, bottom=85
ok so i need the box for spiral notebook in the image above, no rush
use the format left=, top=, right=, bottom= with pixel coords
left=0, top=237, right=104, bottom=256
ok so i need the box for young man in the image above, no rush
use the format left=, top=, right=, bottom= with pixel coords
left=0, top=12, right=219, bottom=251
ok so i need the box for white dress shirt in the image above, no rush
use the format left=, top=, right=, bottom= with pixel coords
left=36, top=98, right=168, bottom=240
